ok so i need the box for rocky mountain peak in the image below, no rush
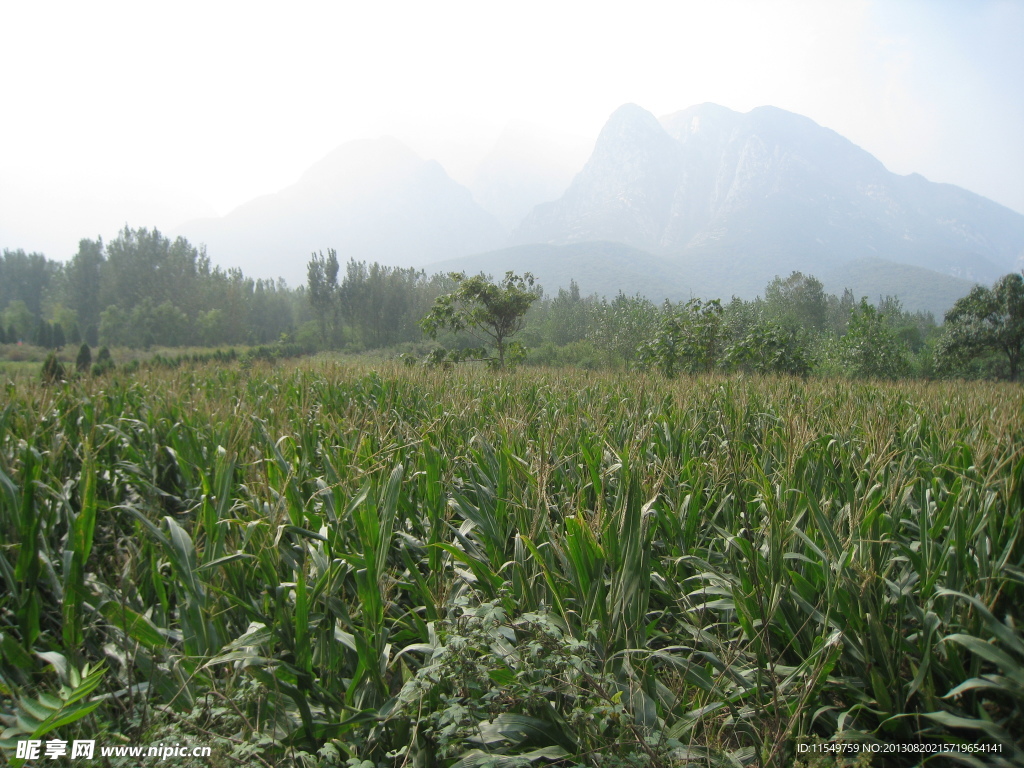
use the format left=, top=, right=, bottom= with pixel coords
left=512, top=101, right=1024, bottom=291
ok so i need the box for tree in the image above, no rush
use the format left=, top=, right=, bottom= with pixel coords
left=2, top=300, right=34, bottom=342
left=103, top=227, right=200, bottom=311
left=64, top=238, right=105, bottom=345
left=35, top=320, right=52, bottom=348
left=589, top=292, right=660, bottom=369
left=0, top=249, right=59, bottom=321
left=839, top=298, right=910, bottom=380
left=98, top=305, right=129, bottom=347
left=75, top=343, right=92, bottom=373
left=306, top=249, right=340, bottom=346
left=638, top=298, right=724, bottom=377
left=420, top=271, right=541, bottom=369
left=544, top=280, right=595, bottom=346
left=937, top=273, right=1024, bottom=381
left=724, top=317, right=810, bottom=376
left=764, top=271, right=827, bottom=332
left=41, top=352, right=65, bottom=384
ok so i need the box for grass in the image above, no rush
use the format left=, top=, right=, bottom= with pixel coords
left=1, top=361, right=1022, bottom=766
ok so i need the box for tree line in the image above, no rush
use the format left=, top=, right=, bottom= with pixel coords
left=1, top=228, right=299, bottom=349
left=2, top=228, right=1020, bottom=381
left=420, top=269, right=1023, bottom=381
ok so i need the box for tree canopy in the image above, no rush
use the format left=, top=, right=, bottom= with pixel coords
left=938, top=272, right=1024, bottom=380
left=420, top=271, right=541, bottom=369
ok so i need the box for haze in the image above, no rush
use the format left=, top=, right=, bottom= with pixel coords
left=2, top=0, right=1022, bottom=274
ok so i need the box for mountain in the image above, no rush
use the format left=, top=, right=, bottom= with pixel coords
left=426, top=241, right=694, bottom=303
left=173, top=103, right=1023, bottom=315
left=511, top=105, right=686, bottom=248
left=175, top=137, right=505, bottom=286
left=510, top=103, right=1024, bottom=305
left=817, top=258, right=978, bottom=317
left=469, top=121, right=594, bottom=232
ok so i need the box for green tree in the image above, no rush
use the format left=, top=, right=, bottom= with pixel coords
left=98, top=305, right=129, bottom=347
left=2, top=300, right=35, bottom=342
left=306, top=249, right=340, bottom=346
left=937, top=272, right=1024, bottom=381
left=639, top=298, right=724, bottom=377
left=0, top=249, right=59, bottom=322
left=75, top=343, right=92, bottom=373
left=35, top=320, right=53, bottom=348
left=64, top=238, right=105, bottom=346
left=839, top=298, right=911, bottom=379
left=764, top=271, right=827, bottom=332
left=724, top=317, right=810, bottom=376
left=544, top=280, right=596, bottom=346
left=589, top=292, right=660, bottom=368
left=421, top=271, right=541, bottom=369
left=102, top=227, right=201, bottom=311
left=41, top=352, right=65, bottom=384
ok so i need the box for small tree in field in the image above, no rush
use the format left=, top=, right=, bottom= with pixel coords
left=75, top=343, right=92, bottom=373
left=420, top=271, right=541, bottom=369
left=41, top=352, right=65, bottom=384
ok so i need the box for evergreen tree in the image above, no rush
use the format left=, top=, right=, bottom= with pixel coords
left=76, top=343, right=92, bottom=373
left=41, top=352, right=65, bottom=384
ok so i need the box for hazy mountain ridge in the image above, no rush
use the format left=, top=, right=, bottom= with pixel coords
left=468, top=121, right=594, bottom=232
left=172, top=102, right=1024, bottom=315
left=510, top=102, right=1024, bottom=291
left=426, top=241, right=692, bottom=303
left=175, top=137, right=506, bottom=284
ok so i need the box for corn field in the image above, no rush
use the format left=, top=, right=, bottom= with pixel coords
left=1, top=363, right=1022, bottom=767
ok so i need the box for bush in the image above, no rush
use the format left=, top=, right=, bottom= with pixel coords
left=385, top=592, right=681, bottom=764
left=41, top=352, right=66, bottom=384
left=75, top=343, right=92, bottom=373
left=92, top=346, right=116, bottom=375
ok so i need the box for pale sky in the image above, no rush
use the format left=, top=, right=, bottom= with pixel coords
left=2, top=0, right=1022, bottom=264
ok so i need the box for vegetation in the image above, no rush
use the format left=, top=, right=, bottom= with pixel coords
left=937, top=273, right=1024, bottom=380
left=0, top=361, right=1021, bottom=766
left=638, top=298, right=725, bottom=377
left=4, top=224, right=1023, bottom=382
left=2, top=229, right=300, bottom=350
left=420, top=271, right=541, bottom=369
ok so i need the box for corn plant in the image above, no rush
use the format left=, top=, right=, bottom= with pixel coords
left=0, top=363, right=1021, bottom=766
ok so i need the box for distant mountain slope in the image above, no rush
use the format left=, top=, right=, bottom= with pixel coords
left=425, top=241, right=695, bottom=302
left=511, top=103, right=1024, bottom=288
left=173, top=102, right=1022, bottom=313
left=469, top=121, right=593, bottom=232
left=175, top=137, right=505, bottom=286
left=817, top=258, right=978, bottom=317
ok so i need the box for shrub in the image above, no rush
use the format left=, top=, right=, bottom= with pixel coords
left=76, top=343, right=92, bottom=373
left=41, top=351, right=65, bottom=383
